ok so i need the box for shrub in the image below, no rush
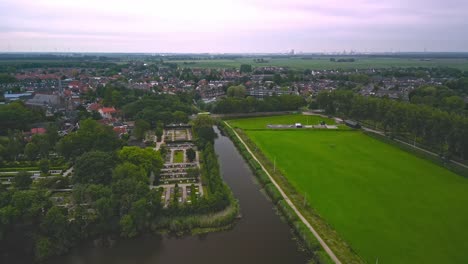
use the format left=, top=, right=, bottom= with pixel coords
left=255, top=170, right=271, bottom=186
left=264, top=183, right=282, bottom=204
left=315, top=250, right=334, bottom=264
left=293, top=221, right=320, bottom=252
left=277, top=200, right=298, bottom=222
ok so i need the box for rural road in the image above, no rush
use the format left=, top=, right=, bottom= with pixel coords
left=224, top=121, right=342, bottom=264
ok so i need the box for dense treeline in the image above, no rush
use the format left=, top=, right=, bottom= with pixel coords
left=0, top=62, right=119, bottom=74
left=409, top=85, right=467, bottom=113
left=0, top=124, right=60, bottom=164
left=446, top=77, right=468, bottom=95
left=56, top=119, right=122, bottom=160
left=0, top=73, right=16, bottom=84
left=0, top=101, right=44, bottom=132
left=122, top=94, right=193, bottom=126
left=317, top=90, right=468, bottom=160
left=211, top=94, right=306, bottom=114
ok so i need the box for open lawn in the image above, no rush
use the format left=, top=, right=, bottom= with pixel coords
left=173, top=150, right=184, bottom=163
left=171, top=57, right=468, bottom=71
left=228, top=114, right=336, bottom=130
left=230, top=116, right=468, bottom=264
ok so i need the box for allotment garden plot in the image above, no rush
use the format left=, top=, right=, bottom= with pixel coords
left=228, top=114, right=468, bottom=264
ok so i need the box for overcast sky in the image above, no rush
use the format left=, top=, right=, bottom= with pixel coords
left=1, top=0, right=467, bottom=53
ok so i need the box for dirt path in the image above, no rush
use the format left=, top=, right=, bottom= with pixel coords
left=224, top=121, right=342, bottom=264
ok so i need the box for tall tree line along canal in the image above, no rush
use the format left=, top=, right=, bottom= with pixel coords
left=47, top=127, right=310, bottom=264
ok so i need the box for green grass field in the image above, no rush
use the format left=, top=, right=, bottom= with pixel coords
left=228, top=114, right=336, bottom=130
left=173, top=150, right=184, bottom=163
left=171, top=57, right=468, bottom=71
left=229, top=115, right=468, bottom=264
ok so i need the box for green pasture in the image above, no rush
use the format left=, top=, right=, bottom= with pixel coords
left=228, top=114, right=336, bottom=130
left=229, top=116, right=468, bottom=264
left=172, top=57, right=468, bottom=71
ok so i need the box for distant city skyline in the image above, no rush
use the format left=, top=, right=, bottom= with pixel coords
left=1, top=0, right=467, bottom=53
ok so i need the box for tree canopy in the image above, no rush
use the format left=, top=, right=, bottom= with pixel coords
left=57, top=119, right=121, bottom=159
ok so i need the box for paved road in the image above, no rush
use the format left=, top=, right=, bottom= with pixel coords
left=224, top=121, right=342, bottom=264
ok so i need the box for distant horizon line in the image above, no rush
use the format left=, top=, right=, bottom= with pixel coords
left=1, top=51, right=468, bottom=55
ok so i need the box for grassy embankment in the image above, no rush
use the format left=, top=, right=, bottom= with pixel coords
left=227, top=114, right=468, bottom=264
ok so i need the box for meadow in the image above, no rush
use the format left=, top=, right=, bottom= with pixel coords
left=171, top=57, right=468, bottom=71
left=229, top=115, right=468, bottom=264
left=228, top=114, right=336, bottom=130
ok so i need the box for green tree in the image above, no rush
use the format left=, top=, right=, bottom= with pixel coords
left=57, top=119, right=121, bottom=159
left=172, top=111, right=189, bottom=123
left=118, top=147, right=163, bottom=175
left=39, top=159, right=49, bottom=174
left=130, top=198, right=149, bottom=230
left=73, top=151, right=116, bottom=184
left=13, top=171, right=32, bottom=190
left=192, top=115, right=216, bottom=146
left=41, top=206, right=68, bottom=240
left=133, top=119, right=150, bottom=140
left=227, top=85, right=246, bottom=98
left=24, top=142, right=39, bottom=160
left=111, top=163, right=150, bottom=213
left=186, top=148, right=196, bottom=162
left=34, top=236, right=53, bottom=261
left=119, top=214, right=137, bottom=238
left=155, top=127, right=163, bottom=142
left=95, top=197, right=115, bottom=232
left=32, top=134, right=51, bottom=158
left=240, top=64, right=252, bottom=73
left=442, top=96, right=465, bottom=112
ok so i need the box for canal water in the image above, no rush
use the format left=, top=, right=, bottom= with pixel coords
left=48, top=127, right=310, bottom=264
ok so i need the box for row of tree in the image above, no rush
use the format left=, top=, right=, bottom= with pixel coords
left=317, top=90, right=468, bottom=159
left=409, top=85, right=467, bottom=113
left=211, top=94, right=306, bottom=114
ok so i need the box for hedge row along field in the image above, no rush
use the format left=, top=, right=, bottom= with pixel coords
left=227, top=114, right=468, bottom=264
left=218, top=121, right=334, bottom=264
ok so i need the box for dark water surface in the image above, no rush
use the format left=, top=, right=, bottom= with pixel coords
left=48, top=127, right=310, bottom=264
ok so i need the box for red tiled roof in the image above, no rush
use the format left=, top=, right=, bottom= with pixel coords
left=100, top=107, right=117, bottom=113
left=31, top=128, right=47, bottom=134
left=113, top=126, right=127, bottom=134
left=87, top=103, right=101, bottom=111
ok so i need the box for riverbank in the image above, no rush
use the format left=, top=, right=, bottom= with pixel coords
left=152, top=200, right=239, bottom=236
left=218, top=121, right=352, bottom=264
